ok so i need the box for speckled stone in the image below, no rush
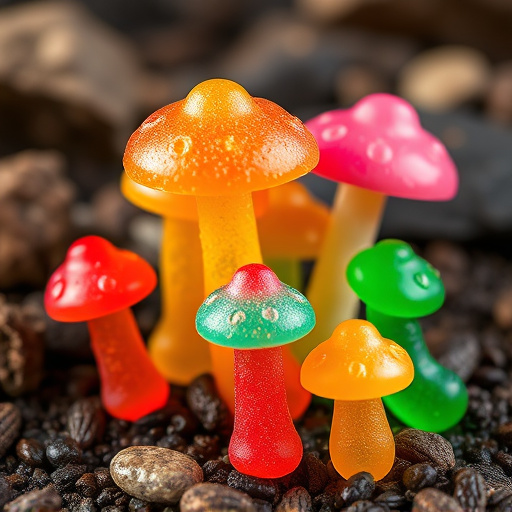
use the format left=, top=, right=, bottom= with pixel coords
left=110, top=446, right=203, bottom=504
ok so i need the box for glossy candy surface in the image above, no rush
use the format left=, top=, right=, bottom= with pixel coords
left=298, top=94, right=459, bottom=361
left=301, top=319, right=413, bottom=480
left=197, top=264, right=315, bottom=478
left=347, top=240, right=468, bottom=432
left=45, top=236, right=169, bottom=421
left=124, top=79, right=318, bottom=418
left=124, top=79, right=318, bottom=196
left=306, top=93, right=458, bottom=200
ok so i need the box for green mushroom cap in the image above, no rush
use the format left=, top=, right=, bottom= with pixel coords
left=346, top=239, right=445, bottom=318
left=196, top=263, right=316, bottom=349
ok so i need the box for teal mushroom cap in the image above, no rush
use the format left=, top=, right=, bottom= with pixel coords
left=196, top=263, right=316, bottom=349
left=346, top=239, right=445, bottom=318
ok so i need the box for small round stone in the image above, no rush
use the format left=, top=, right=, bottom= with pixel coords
left=110, top=446, right=203, bottom=504
left=180, top=483, right=256, bottom=512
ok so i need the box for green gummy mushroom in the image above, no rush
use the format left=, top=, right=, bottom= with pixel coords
left=346, top=239, right=468, bottom=433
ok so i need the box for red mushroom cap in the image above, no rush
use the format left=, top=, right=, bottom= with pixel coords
left=306, top=93, right=458, bottom=201
left=45, top=236, right=157, bottom=322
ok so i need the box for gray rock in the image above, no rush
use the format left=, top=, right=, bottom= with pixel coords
left=180, top=483, right=256, bottom=512
left=110, top=446, right=203, bottom=504
left=275, top=486, right=313, bottom=512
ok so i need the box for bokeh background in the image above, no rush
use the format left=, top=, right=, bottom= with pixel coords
left=1, top=0, right=512, bottom=293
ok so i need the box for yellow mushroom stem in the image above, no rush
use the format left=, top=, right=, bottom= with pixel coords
left=331, top=398, right=395, bottom=481
left=148, top=216, right=211, bottom=385
left=293, top=184, right=386, bottom=361
left=196, top=193, right=311, bottom=419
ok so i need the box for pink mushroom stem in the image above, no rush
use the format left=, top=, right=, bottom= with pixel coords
left=294, top=184, right=386, bottom=361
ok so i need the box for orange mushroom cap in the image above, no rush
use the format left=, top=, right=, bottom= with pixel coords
left=257, top=182, right=330, bottom=259
left=121, top=173, right=269, bottom=221
left=123, top=79, right=319, bottom=196
left=300, top=319, right=413, bottom=401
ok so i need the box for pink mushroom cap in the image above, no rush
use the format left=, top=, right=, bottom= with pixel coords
left=306, top=93, right=459, bottom=201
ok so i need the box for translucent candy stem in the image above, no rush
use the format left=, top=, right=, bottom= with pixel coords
left=196, top=194, right=311, bottom=419
left=88, top=309, right=169, bottom=421
left=230, top=347, right=303, bottom=478
left=331, top=398, right=394, bottom=481
left=294, top=185, right=386, bottom=361
left=148, top=217, right=211, bottom=385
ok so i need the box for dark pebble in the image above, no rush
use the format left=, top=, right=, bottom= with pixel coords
left=50, top=463, right=87, bottom=493
left=227, top=469, right=281, bottom=505
left=403, top=463, right=438, bottom=492
left=345, top=500, right=389, bottom=512
left=186, top=434, right=220, bottom=464
left=75, top=473, right=98, bottom=498
left=31, top=468, right=51, bottom=489
left=16, top=438, right=45, bottom=467
left=302, top=453, right=329, bottom=495
left=335, top=472, right=375, bottom=508
left=374, top=489, right=407, bottom=508
left=395, top=429, right=456, bottom=473
left=180, top=482, right=256, bottom=511
left=468, top=462, right=512, bottom=492
left=46, top=437, right=83, bottom=467
left=275, top=486, right=313, bottom=511
left=186, top=374, right=233, bottom=438
left=95, top=467, right=116, bottom=489
left=472, top=366, right=508, bottom=389
left=4, top=485, right=61, bottom=512
left=453, top=467, right=486, bottom=512
left=67, top=397, right=106, bottom=450
left=0, top=402, right=22, bottom=458
left=203, top=459, right=232, bottom=485
left=494, top=450, right=512, bottom=476
left=495, top=422, right=512, bottom=448
left=74, top=497, right=97, bottom=512
left=96, top=487, right=126, bottom=507
left=412, top=488, right=463, bottom=511
left=253, top=498, right=273, bottom=512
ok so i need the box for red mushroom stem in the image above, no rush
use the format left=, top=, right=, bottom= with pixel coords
left=87, top=308, right=169, bottom=421
left=229, top=346, right=303, bottom=479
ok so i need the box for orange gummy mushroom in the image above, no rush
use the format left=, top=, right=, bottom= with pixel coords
left=123, top=79, right=319, bottom=418
left=44, top=236, right=169, bottom=421
left=257, top=181, right=330, bottom=291
left=301, top=319, right=413, bottom=480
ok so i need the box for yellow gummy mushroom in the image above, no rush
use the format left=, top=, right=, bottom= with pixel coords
left=123, top=79, right=319, bottom=418
left=120, top=174, right=210, bottom=385
left=301, top=319, right=414, bottom=481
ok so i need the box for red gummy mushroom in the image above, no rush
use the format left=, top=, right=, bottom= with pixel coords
left=296, top=93, right=459, bottom=360
left=45, top=236, right=169, bottom=421
left=196, top=264, right=316, bottom=478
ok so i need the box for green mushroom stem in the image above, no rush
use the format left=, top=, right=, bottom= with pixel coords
left=367, top=307, right=468, bottom=433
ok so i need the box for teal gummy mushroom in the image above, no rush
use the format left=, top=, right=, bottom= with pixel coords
left=346, top=240, right=468, bottom=432
left=196, top=263, right=315, bottom=479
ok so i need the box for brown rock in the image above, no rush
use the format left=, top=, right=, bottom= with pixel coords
left=453, top=468, right=486, bottom=512
left=0, top=150, right=74, bottom=288
left=0, top=296, right=45, bottom=396
left=395, top=429, right=455, bottom=473
left=275, top=487, right=313, bottom=512
left=180, top=483, right=256, bottom=512
left=413, top=488, right=463, bottom=512
left=4, top=485, right=61, bottom=512
left=0, top=0, right=143, bottom=148
left=399, top=46, right=491, bottom=111
left=110, top=446, right=203, bottom=504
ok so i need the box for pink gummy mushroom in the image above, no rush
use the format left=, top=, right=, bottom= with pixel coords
left=294, top=93, right=459, bottom=361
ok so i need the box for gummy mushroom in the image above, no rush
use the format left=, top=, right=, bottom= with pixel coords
left=347, top=240, right=468, bottom=432
left=123, top=78, right=318, bottom=418
left=44, top=236, right=169, bottom=421
left=121, top=174, right=210, bottom=385
left=301, top=319, right=413, bottom=481
left=295, top=94, right=458, bottom=361
left=257, top=181, right=330, bottom=291
left=196, top=264, right=315, bottom=478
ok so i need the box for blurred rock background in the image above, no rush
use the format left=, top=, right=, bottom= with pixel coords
left=1, top=0, right=512, bottom=292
